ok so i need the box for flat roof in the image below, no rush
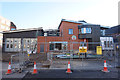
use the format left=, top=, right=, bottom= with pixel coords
left=61, top=19, right=86, bottom=24
left=44, top=29, right=59, bottom=31
left=3, top=27, right=43, bottom=33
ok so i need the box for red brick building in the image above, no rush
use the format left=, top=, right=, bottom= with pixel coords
left=37, top=19, right=88, bottom=53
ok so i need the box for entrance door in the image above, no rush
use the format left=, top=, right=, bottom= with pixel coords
left=40, top=44, right=44, bottom=52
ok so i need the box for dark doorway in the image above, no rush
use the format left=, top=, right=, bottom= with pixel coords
left=40, top=44, right=44, bottom=52
left=55, top=43, right=62, bottom=50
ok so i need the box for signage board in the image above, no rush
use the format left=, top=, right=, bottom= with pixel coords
left=96, top=46, right=102, bottom=55
left=79, top=47, right=87, bottom=53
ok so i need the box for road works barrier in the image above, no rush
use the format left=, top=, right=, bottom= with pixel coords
left=32, top=61, right=38, bottom=74
left=6, top=62, right=12, bottom=75
left=102, top=60, right=110, bottom=72
left=3, top=41, right=119, bottom=74
left=66, top=61, right=72, bottom=73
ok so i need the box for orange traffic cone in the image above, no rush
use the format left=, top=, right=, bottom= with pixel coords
left=66, top=61, right=72, bottom=73
left=32, top=61, right=37, bottom=74
left=6, top=62, right=12, bottom=74
left=102, top=60, right=109, bottom=72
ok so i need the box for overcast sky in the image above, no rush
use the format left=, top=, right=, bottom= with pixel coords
left=0, top=0, right=119, bottom=29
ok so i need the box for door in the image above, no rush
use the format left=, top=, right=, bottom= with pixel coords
left=40, top=44, right=44, bottom=52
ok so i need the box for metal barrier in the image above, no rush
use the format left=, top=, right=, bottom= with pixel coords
left=46, top=42, right=118, bottom=70
left=2, top=41, right=119, bottom=72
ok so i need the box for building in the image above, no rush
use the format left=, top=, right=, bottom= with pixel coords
left=105, top=25, right=120, bottom=42
left=2, top=28, right=43, bottom=52
left=0, top=16, right=16, bottom=48
left=105, top=25, right=120, bottom=49
left=38, top=19, right=109, bottom=53
left=2, top=19, right=109, bottom=53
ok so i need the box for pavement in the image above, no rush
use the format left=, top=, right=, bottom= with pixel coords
left=50, top=59, right=116, bottom=70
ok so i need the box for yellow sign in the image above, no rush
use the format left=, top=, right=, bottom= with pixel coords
left=79, top=47, right=87, bottom=53
left=28, top=54, right=30, bottom=57
left=96, top=46, right=102, bottom=55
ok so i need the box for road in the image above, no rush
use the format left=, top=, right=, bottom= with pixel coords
left=1, top=69, right=120, bottom=80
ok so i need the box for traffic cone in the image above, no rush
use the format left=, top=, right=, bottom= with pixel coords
left=102, top=60, right=109, bottom=72
left=6, top=62, right=12, bottom=74
left=66, top=61, right=72, bottom=73
left=32, top=61, right=37, bottom=74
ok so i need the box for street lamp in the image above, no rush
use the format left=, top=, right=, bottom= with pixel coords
left=44, top=33, right=47, bottom=53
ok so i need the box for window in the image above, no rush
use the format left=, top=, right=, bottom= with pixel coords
left=24, top=44, right=26, bottom=48
left=101, top=30, right=105, bottom=36
left=49, top=42, right=67, bottom=50
left=110, top=41, right=113, bottom=48
left=81, top=28, right=85, bottom=34
left=108, top=41, right=110, bottom=47
left=69, top=29, right=73, bottom=34
left=79, top=28, right=91, bottom=34
left=11, top=28, right=16, bottom=31
left=104, top=41, right=107, bottom=47
left=104, top=41, right=113, bottom=48
left=55, top=43, right=62, bottom=50
left=62, top=43, right=67, bottom=50
left=86, top=28, right=91, bottom=33
left=10, top=44, right=13, bottom=48
left=49, top=43, right=54, bottom=50
left=7, top=44, right=9, bottom=48
left=14, top=44, right=17, bottom=48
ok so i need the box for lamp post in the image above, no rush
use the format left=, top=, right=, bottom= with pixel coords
left=44, top=33, right=47, bottom=53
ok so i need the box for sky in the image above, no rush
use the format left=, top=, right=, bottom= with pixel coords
left=0, top=0, right=120, bottom=29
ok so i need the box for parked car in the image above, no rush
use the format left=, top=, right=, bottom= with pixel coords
left=55, top=53, right=102, bottom=59
left=55, top=54, right=67, bottom=58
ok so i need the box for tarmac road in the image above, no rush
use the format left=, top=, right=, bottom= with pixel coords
left=24, top=69, right=118, bottom=78
left=1, top=68, right=120, bottom=80
left=24, top=69, right=119, bottom=80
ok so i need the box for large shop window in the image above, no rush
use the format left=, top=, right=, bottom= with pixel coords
left=5, top=38, right=37, bottom=52
left=49, top=42, right=67, bottom=51
left=5, top=38, right=21, bottom=52
left=23, top=38, right=37, bottom=52
left=79, top=28, right=91, bottom=34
